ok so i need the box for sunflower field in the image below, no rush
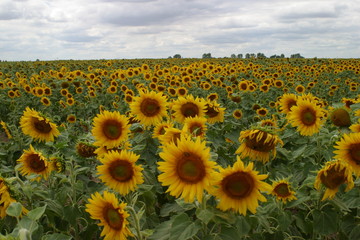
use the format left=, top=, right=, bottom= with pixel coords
left=1, top=58, right=360, bottom=240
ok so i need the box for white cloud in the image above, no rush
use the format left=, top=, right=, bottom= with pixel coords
left=1, top=0, right=360, bottom=60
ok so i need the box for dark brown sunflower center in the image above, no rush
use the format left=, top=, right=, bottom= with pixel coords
left=140, top=98, right=161, bottom=117
left=103, top=120, right=123, bottom=140
left=330, top=109, right=351, bottom=127
left=300, top=108, right=316, bottom=126
left=103, top=206, right=124, bottom=230
left=245, top=131, right=276, bottom=152
left=350, top=143, right=360, bottom=165
left=180, top=103, right=199, bottom=118
left=222, top=172, right=254, bottom=199
left=273, top=183, right=291, bottom=197
left=206, top=106, right=219, bottom=118
left=286, top=100, right=297, bottom=112
left=320, top=166, right=346, bottom=189
left=109, top=160, right=133, bottom=182
left=33, top=117, right=52, bottom=133
left=176, top=152, right=206, bottom=183
left=189, top=124, right=203, bottom=136
left=28, top=154, right=46, bottom=172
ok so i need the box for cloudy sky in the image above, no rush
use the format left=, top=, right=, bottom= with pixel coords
left=1, top=0, right=360, bottom=61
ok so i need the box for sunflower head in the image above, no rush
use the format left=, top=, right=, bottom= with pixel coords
left=334, top=132, right=360, bottom=176
left=287, top=98, right=326, bottom=136
left=20, top=107, right=60, bottom=142
left=278, top=93, right=298, bottom=114
left=97, top=150, right=144, bottom=195
left=129, top=90, right=168, bottom=126
left=270, top=179, right=297, bottom=203
left=17, top=145, right=53, bottom=181
left=171, top=95, right=206, bottom=123
left=209, top=157, right=271, bottom=215
left=91, top=110, right=130, bottom=148
left=158, top=135, right=217, bottom=203
left=76, top=142, right=97, bottom=158
left=236, top=127, right=283, bottom=163
left=314, top=160, right=354, bottom=200
left=330, top=107, right=352, bottom=127
left=85, top=191, right=133, bottom=240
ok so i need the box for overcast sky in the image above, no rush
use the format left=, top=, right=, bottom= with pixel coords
left=1, top=0, right=360, bottom=61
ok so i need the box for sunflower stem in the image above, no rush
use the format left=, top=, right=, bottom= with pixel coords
left=127, top=206, right=143, bottom=240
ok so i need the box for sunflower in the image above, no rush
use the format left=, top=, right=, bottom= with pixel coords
left=233, top=109, right=243, bottom=120
left=278, top=93, right=298, bottom=114
left=94, top=142, right=132, bottom=159
left=235, top=128, right=283, bottom=163
left=40, top=97, right=51, bottom=106
left=158, top=135, right=217, bottom=203
left=67, top=114, right=76, bottom=123
left=270, top=179, right=297, bottom=203
left=17, top=145, right=53, bottom=181
left=76, top=142, right=97, bottom=158
left=349, top=123, right=360, bottom=133
left=182, top=116, right=207, bottom=138
left=20, top=107, right=60, bottom=142
left=158, top=127, right=184, bottom=146
left=333, top=132, right=360, bottom=176
left=97, top=150, right=144, bottom=195
left=330, top=107, right=351, bottom=127
left=152, top=121, right=174, bottom=139
left=129, top=90, right=168, bottom=126
left=92, top=110, right=130, bottom=148
left=314, top=160, right=354, bottom=201
left=0, top=121, right=12, bottom=139
left=85, top=191, right=133, bottom=240
left=295, top=85, right=305, bottom=94
left=209, top=157, right=271, bottom=215
left=171, top=95, right=206, bottom=123
left=286, top=99, right=326, bottom=136
left=205, top=101, right=225, bottom=124
left=256, top=107, right=268, bottom=117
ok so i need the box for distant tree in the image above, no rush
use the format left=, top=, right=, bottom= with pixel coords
left=230, top=54, right=236, bottom=58
left=280, top=54, right=285, bottom=58
left=290, top=53, right=304, bottom=58
left=173, top=54, right=182, bottom=59
left=237, top=54, right=243, bottom=59
left=202, top=53, right=212, bottom=58
left=257, top=53, right=267, bottom=58
left=168, top=56, right=172, bottom=59
left=245, top=53, right=250, bottom=59
left=250, top=53, right=256, bottom=58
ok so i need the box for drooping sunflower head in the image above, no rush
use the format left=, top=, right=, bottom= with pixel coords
left=0, top=121, right=12, bottom=140
left=334, top=132, right=360, bottom=176
left=330, top=107, right=352, bottom=127
left=158, top=135, right=217, bottom=203
left=152, top=121, right=174, bottom=139
left=270, top=179, right=297, bottom=203
left=235, top=128, right=283, bottom=163
left=204, top=101, right=225, bottom=124
left=171, top=95, right=206, bottom=123
left=314, top=160, right=354, bottom=201
left=85, top=191, right=133, bottom=240
left=97, top=150, right=144, bottom=195
left=94, top=142, right=132, bottom=158
left=182, top=116, right=208, bottom=138
left=17, top=145, right=53, bottom=181
left=91, top=110, right=130, bottom=148
left=158, top=127, right=185, bottom=146
left=286, top=98, right=326, bottom=136
left=278, top=93, right=298, bottom=114
left=209, top=157, right=272, bottom=215
left=76, top=141, right=97, bottom=158
left=20, top=107, right=60, bottom=142
left=129, top=90, right=168, bottom=126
